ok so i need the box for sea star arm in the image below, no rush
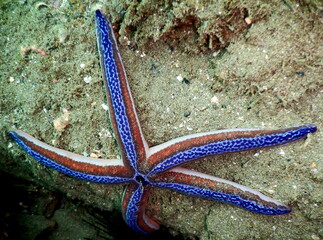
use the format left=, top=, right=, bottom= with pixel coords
left=146, top=124, right=317, bottom=174
left=95, top=10, right=148, bottom=171
left=122, top=183, right=160, bottom=234
left=9, top=130, right=132, bottom=183
left=151, top=167, right=291, bottom=215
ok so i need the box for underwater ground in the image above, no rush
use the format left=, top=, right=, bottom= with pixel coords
left=0, top=0, right=321, bottom=239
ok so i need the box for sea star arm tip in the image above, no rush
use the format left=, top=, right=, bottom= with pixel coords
left=146, top=124, right=317, bottom=175
left=95, top=9, right=148, bottom=172
left=151, top=167, right=291, bottom=215
left=122, top=183, right=160, bottom=234
left=9, top=130, right=132, bottom=184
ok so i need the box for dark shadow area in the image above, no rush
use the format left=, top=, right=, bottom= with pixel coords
left=0, top=170, right=184, bottom=240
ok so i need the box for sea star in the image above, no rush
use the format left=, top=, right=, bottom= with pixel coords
left=9, top=10, right=317, bottom=234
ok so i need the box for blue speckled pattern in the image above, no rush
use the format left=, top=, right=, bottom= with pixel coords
left=95, top=10, right=138, bottom=170
left=124, top=184, right=147, bottom=234
left=149, top=124, right=317, bottom=175
left=9, top=132, right=131, bottom=184
left=152, top=182, right=290, bottom=215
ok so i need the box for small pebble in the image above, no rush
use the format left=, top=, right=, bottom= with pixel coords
left=211, top=96, right=219, bottom=105
left=90, top=153, right=98, bottom=158
left=296, top=71, right=305, bottom=77
left=245, top=17, right=252, bottom=25
left=176, top=75, right=183, bottom=81
left=101, top=104, right=109, bottom=111
left=53, top=112, right=70, bottom=131
left=182, top=78, right=190, bottom=84
left=84, top=76, right=92, bottom=83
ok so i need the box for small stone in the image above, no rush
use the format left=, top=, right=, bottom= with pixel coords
left=182, top=78, right=190, bottom=84
left=245, top=17, right=252, bottom=25
left=296, top=71, right=305, bottom=77
left=53, top=112, right=70, bottom=131
left=101, top=104, right=109, bottom=111
left=84, top=76, right=92, bottom=83
left=90, top=153, right=98, bottom=158
left=176, top=75, right=183, bottom=81
left=211, top=96, right=219, bottom=105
